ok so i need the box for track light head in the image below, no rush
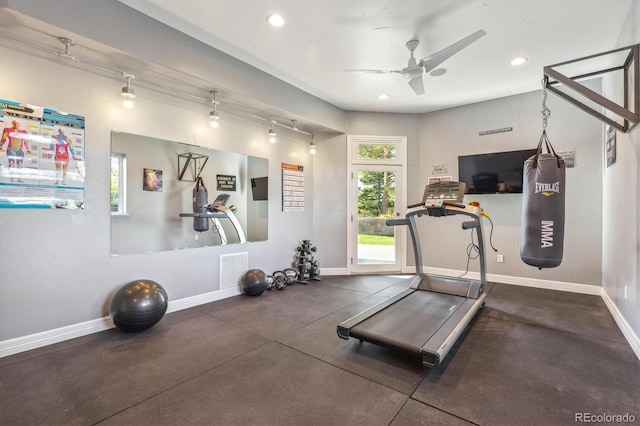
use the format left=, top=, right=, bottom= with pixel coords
left=121, top=76, right=136, bottom=99
left=268, top=121, right=277, bottom=143
left=209, top=91, right=221, bottom=127
left=121, top=85, right=136, bottom=99
left=121, top=76, right=136, bottom=108
left=309, top=135, right=317, bottom=155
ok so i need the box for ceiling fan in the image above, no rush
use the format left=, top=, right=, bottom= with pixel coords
left=344, top=29, right=486, bottom=96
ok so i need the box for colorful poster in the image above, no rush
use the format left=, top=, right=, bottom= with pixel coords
left=0, top=98, right=85, bottom=208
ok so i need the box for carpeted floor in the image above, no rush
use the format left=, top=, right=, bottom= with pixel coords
left=1, top=275, right=638, bottom=425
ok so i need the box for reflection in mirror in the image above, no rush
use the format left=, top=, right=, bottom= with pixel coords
left=110, top=132, right=268, bottom=255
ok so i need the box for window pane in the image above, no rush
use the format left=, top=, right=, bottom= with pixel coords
left=357, top=169, right=396, bottom=265
left=110, top=157, right=119, bottom=212
left=357, top=144, right=397, bottom=161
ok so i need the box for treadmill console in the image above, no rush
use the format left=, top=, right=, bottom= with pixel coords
left=422, top=181, right=466, bottom=216
left=212, top=193, right=230, bottom=206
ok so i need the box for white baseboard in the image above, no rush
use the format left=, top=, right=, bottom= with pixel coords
left=601, top=289, right=640, bottom=360
left=166, top=286, right=242, bottom=313
left=0, top=317, right=114, bottom=359
left=320, top=268, right=348, bottom=275
left=0, top=286, right=242, bottom=359
left=422, top=266, right=602, bottom=295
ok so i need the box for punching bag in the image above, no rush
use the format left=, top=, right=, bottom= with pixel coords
left=193, top=177, right=209, bottom=232
left=520, top=130, right=566, bottom=269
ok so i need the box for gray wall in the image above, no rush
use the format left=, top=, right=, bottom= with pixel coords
left=419, top=81, right=603, bottom=284
left=0, top=43, right=317, bottom=341
left=602, top=2, right=639, bottom=338
left=312, top=113, right=422, bottom=269
left=314, top=91, right=603, bottom=285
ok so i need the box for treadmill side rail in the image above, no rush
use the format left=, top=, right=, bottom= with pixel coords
left=337, top=288, right=415, bottom=340
left=421, top=292, right=487, bottom=367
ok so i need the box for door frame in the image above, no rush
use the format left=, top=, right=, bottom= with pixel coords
left=347, top=135, right=407, bottom=275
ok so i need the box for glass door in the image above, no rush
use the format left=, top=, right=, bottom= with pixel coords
left=350, top=164, right=403, bottom=273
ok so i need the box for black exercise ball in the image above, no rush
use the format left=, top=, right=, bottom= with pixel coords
left=109, top=279, right=169, bottom=332
left=242, top=269, right=268, bottom=296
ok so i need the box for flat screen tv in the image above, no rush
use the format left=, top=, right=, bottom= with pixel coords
left=458, top=149, right=537, bottom=194
left=250, top=177, right=268, bottom=201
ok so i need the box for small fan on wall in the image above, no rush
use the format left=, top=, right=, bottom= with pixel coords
left=344, top=29, right=486, bottom=95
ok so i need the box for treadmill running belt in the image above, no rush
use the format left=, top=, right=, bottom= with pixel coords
left=350, top=291, right=464, bottom=354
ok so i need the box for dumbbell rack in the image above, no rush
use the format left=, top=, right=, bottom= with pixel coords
left=294, top=240, right=321, bottom=284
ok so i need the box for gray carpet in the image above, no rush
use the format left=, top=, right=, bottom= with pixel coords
left=0, top=276, right=638, bottom=425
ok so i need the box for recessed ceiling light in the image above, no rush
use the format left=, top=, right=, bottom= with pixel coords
left=511, top=57, right=528, bottom=66
left=378, top=93, right=390, bottom=100
left=266, top=14, right=285, bottom=27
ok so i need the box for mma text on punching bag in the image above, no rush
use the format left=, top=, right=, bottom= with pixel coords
left=520, top=133, right=566, bottom=268
left=193, top=177, right=209, bottom=232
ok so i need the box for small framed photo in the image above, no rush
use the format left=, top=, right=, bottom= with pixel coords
left=143, top=168, right=163, bottom=192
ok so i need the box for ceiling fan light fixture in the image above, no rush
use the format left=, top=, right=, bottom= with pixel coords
left=429, top=68, right=447, bottom=77
left=266, top=14, right=285, bottom=27
left=511, top=56, right=528, bottom=66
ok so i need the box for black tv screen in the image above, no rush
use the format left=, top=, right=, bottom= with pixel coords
left=251, top=177, right=268, bottom=201
left=458, top=149, right=537, bottom=194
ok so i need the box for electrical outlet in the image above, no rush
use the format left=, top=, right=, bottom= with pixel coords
left=624, top=285, right=628, bottom=300
left=497, top=254, right=504, bottom=263
left=195, top=234, right=199, bottom=241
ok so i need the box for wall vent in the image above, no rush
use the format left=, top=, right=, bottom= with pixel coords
left=219, top=252, right=248, bottom=290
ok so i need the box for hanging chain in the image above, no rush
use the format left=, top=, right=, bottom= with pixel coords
left=541, top=77, right=551, bottom=130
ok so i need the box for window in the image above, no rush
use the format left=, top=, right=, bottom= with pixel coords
left=349, top=136, right=404, bottom=166
left=110, top=153, right=127, bottom=214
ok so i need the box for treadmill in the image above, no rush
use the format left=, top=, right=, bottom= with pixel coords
left=337, top=181, right=487, bottom=368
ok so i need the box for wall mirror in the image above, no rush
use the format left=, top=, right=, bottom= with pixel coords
left=110, top=132, right=268, bottom=255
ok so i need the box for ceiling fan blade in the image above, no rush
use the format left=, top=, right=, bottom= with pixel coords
left=420, top=29, right=486, bottom=73
left=408, top=75, right=425, bottom=95
left=342, top=69, right=401, bottom=74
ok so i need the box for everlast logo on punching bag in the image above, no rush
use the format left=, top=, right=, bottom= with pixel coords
left=541, top=220, right=554, bottom=248
left=535, top=181, right=560, bottom=196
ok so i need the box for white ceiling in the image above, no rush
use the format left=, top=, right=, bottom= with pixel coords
left=118, top=0, right=634, bottom=114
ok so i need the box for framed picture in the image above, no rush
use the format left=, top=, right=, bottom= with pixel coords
left=427, top=175, right=452, bottom=185
left=143, top=168, right=163, bottom=192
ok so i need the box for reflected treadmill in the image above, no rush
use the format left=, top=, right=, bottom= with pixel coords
left=337, top=181, right=488, bottom=368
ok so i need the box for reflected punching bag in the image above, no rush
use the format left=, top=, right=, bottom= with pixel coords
left=193, top=176, right=209, bottom=232
left=520, top=130, right=566, bottom=269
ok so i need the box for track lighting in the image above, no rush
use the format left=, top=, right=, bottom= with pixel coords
left=309, top=135, right=317, bottom=155
left=121, top=75, right=136, bottom=109
left=268, top=121, right=277, bottom=143
left=209, top=90, right=220, bottom=128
